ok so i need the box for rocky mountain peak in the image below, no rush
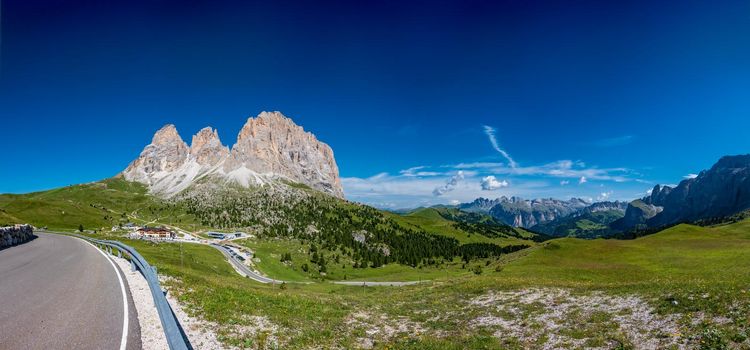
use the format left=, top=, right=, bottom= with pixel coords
left=121, top=124, right=189, bottom=186
left=191, top=127, right=222, bottom=149
left=190, top=127, right=229, bottom=167
left=152, top=124, right=186, bottom=146
left=121, top=112, right=344, bottom=198
left=236, top=111, right=302, bottom=142
left=224, top=111, right=343, bottom=198
left=712, top=154, right=750, bottom=170
left=459, top=197, right=502, bottom=213
left=614, top=154, right=750, bottom=231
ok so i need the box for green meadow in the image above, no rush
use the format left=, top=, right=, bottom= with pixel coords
left=58, top=218, right=750, bottom=349
left=8, top=179, right=750, bottom=348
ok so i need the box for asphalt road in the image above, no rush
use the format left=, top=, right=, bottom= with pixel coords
left=0, top=233, right=141, bottom=350
left=209, top=243, right=430, bottom=286
left=210, top=243, right=281, bottom=284
left=332, top=280, right=427, bottom=287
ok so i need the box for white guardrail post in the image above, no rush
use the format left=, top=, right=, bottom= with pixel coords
left=65, top=233, right=191, bottom=350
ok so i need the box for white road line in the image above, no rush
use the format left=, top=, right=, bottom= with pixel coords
left=80, top=240, right=129, bottom=350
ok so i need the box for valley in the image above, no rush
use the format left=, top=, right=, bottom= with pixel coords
left=24, top=210, right=750, bottom=349
left=4, top=174, right=750, bottom=348
left=3, top=115, right=750, bottom=349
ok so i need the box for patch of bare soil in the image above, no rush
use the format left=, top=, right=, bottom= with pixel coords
left=468, top=288, right=687, bottom=349
left=345, top=310, right=426, bottom=349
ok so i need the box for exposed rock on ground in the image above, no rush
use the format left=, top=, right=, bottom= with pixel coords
left=467, top=288, right=686, bottom=349
left=0, top=224, right=34, bottom=248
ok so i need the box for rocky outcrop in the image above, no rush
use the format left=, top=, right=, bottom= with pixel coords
left=583, top=201, right=628, bottom=214
left=458, top=197, right=503, bottom=213
left=647, top=155, right=750, bottom=227
left=121, top=111, right=344, bottom=198
left=224, top=112, right=343, bottom=198
left=610, top=200, right=663, bottom=231
left=612, top=154, right=750, bottom=231
left=190, top=127, right=229, bottom=167
left=645, top=184, right=673, bottom=206
left=1, top=224, right=34, bottom=248
left=122, top=124, right=190, bottom=185
left=458, top=198, right=501, bottom=213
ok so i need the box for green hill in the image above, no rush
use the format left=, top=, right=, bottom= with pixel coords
left=90, top=215, right=750, bottom=349
left=388, top=207, right=542, bottom=245
left=1, top=179, right=535, bottom=279
left=11, top=178, right=750, bottom=347
left=532, top=209, right=624, bottom=238
left=0, top=178, right=199, bottom=231
left=500, top=220, right=750, bottom=288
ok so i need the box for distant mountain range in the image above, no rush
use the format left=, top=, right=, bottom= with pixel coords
left=456, top=196, right=627, bottom=238
left=533, top=201, right=628, bottom=238
left=454, top=154, right=750, bottom=238
left=459, top=196, right=591, bottom=228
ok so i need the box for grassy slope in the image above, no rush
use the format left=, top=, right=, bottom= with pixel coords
left=532, top=209, right=624, bottom=238
left=11, top=180, right=750, bottom=347
left=2, top=179, right=500, bottom=283
left=387, top=208, right=533, bottom=246
left=500, top=221, right=750, bottom=287
left=239, top=237, right=475, bottom=282
left=0, top=178, right=200, bottom=231
left=76, top=219, right=750, bottom=348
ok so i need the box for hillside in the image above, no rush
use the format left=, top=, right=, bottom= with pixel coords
left=390, top=207, right=543, bottom=244
left=615, top=154, right=750, bottom=232
left=84, top=216, right=750, bottom=349
left=502, top=220, right=750, bottom=285
left=532, top=209, right=625, bottom=238
left=0, top=178, right=199, bottom=231
left=7, top=177, right=750, bottom=347
left=0, top=178, right=535, bottom=276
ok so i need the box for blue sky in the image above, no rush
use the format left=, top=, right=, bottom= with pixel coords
left=1, top=0, right=749, bottom=208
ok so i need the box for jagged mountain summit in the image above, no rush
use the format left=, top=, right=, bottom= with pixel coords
left=121, top=111, right=344, bottom=198
left=459, top=196, right=590, bottom=228
left=614, top=154, right=750, bottom=231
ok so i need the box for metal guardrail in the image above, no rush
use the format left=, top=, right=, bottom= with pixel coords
left=65, top=233, right=191, bottom=350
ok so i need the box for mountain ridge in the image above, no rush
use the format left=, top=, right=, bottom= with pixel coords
left=613, top=154, right=750, bottom=232
left=121, top=111, right=344, bottom=198
left=458, top=196, right=590, bottom=228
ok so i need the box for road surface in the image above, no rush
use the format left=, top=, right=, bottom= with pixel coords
left=0, top=233, right=141, bottom=350
left=210, top=243, right=282, bottom=284
left=332, top=280, right=427, bottom=287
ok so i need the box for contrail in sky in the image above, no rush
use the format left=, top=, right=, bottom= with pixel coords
left=483, top=125, right=517, bottom=168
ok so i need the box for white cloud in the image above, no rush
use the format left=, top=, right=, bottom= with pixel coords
left=449, top=199, right=460, bottom=205
left=481, top=176, right=509, bottom=191
left=459, top=160, right=632, bottom=183
left=483, top=125, right=517, bottom=168
left=597, top=191, right=613, bottom=201
left=433, top=171, right=465, bottom=196
left=341, top=171, right=550, bottom=209
left=684, top=173, right=698, bottom=179
left=399, top=166, right=441, bottom=177
left=593, top=135, right=636, bottom=147
left=341, top=154, right=639, bottom=208
left=448, top=162, right=505, bottom=169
